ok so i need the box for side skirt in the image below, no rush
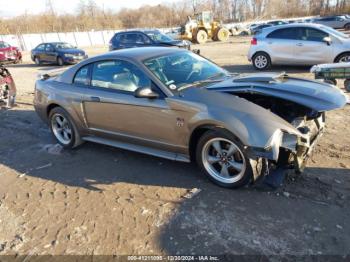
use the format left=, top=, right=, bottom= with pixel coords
left=82, top=136, right=190, bottom=163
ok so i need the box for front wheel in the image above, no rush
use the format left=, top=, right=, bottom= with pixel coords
left=196, top=130, right=254, bottom=188
left=344, top=23, right=350, bottom=30
left=57, top=56, right=64, bottom=66
left=252, top=52, right=271, bottom=70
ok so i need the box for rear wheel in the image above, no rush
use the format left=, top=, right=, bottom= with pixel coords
left=252, top=52, right=271, bottom=70
left=196, top=130, right=254, bottom=188
left=195, top=30, right=208, bottom=44
left=34, top=56, right=41, bottom=65
left=344, top=23, right=350, bottom=30
left=335, top=52, right=350, bottom=63
left=49, top=107, right=82, bottom=149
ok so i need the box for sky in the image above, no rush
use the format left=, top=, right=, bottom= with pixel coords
left=0, top=0, right=173, bottom=18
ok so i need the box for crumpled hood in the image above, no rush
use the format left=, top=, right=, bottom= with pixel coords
left=207, top=73, right=348, bottom=112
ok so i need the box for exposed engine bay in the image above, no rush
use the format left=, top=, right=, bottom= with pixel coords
left=0, top=64, right=16, bottom=108
left=231, top=92, right=325, bottom=173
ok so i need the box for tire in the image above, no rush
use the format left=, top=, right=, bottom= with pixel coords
left=195, top=30, right=208, bottom=44
left=252, top=52, right=271, bottom=70
left=344, top=79, right=350, bottom=92
left=216, top=28, right=230, bottom=42
left=48, top=107, right=82, bottom=149
left=196, top=129, right=254, bottom=188
left=344, top=23, right=350, bottom=30
left=34, top=56, right=41, bottom=65
left=57, top=56, right=64, bottom=66
left=324, top=79, right=337, bottom=86
left=335, top=52, right=350, bottom=63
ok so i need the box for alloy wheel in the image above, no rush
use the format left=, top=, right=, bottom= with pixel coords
left=201, top=138, right=246, bottom=184
left=254, top=55, right=268, bottom=69
left=51, top=113, right=73, bottom=145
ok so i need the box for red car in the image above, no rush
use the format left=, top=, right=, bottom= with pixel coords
left=0, top=41, right=22, bottom=64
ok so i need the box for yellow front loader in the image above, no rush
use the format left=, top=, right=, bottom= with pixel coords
left=180, top=11, right=230, bottom=44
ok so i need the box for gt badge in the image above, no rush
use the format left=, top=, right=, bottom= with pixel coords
left=176, top=117, right=184, bottom=127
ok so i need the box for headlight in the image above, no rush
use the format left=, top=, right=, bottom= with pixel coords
left=281, top=133, right=298, bottom=152
left=64, top=54, right=74, bottom=58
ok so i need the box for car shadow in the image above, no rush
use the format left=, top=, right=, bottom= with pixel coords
left=223, top=64, right=312, bottom=74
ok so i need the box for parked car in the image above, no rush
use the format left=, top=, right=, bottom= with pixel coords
left=248, top=23, right=350, bottom=70
left=250, top=24, right=273, bottom=35
left=0, top=64, right=16, bottom=107
left=31, top=42, right=87, bottom=66
left=312, top=15, right=350, bottom=30
left=0, top=41, right=22, bottom=64
left=109, top=29, right=191, bottom=51
left=267, top=20, right=288, bottom=26
left=33, top=47, right=347, bottom=188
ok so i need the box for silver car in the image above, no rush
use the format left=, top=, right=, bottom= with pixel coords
left=34, top=47, right=347, bottom=188
left=312, top=15, right=350, bottom=30
left=248, top=23, right=350, bottom=70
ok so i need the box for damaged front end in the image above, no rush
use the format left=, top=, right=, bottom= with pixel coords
left=247, top=111, right=327, bottom=187
left=0, top=64, right=16, bottom=108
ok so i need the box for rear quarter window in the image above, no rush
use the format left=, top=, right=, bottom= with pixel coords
left=74, top=64, right=91, bottom=86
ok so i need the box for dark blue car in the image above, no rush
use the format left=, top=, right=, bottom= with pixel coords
left=109, top=29, right=191, bottom=51
left=31, top=42, right=88, bottom=66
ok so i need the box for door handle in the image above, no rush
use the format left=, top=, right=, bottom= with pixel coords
left=90, top=96, right=100, bottom=102
left=296, top=43, right=303, bottom=46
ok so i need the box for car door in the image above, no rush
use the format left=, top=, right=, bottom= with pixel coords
left=34, top=44, right=46, bottom=61
left=44, top=44, right=57, bottom=62
left=265, top=27, right=300, bottom=64
left=78, top=59, right=184, bottom=153
left=294, top=27, right=332, bottom=64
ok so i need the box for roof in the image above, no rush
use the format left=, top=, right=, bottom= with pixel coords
left=92, top=47, right=186, bottom=61
left=115, top=29, right=160, bottom=34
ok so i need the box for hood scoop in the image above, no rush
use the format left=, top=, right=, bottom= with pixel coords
left=233, top=72, right=287, bottom=83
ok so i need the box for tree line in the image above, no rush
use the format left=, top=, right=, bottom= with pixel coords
left=0, top=0, right=349, bottom=34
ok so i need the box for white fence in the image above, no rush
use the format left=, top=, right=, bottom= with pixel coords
left=0, top=28, right=178, bottom=51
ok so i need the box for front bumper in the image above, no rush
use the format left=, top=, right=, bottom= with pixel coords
left=63, top=55, right=88, bottom=64
left=249, top=113, right=326, bottom=174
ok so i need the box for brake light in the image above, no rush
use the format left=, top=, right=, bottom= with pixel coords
left=251, top=38, right=257, bottom=45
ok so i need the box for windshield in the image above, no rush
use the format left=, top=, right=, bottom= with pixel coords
left=321, top=26, right=349, bottom=39
left=0, top=42, right=10, bottom=48
left=146, top=31, right=174, bottom=43
left=54, top=43, right=75, bottom=49
left=144, top=52, right=228, bottom=92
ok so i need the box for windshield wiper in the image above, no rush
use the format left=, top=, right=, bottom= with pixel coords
left=177, top=78, right=223, bottom=91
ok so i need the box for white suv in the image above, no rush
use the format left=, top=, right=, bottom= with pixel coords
left=247, top=23, right=350, bottom=70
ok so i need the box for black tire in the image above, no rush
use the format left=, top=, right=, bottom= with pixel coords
left=252, top=52, right=271, bottom=70
left=34, top=56, right=41, bottom=65
left=195, top=30, right=208, bottom=44
left=335, top=52, right=350, bottom=63
left=344, top=79, right=350, bottom=92
left=48, top=107, right=82, bottom=149
left=344, top=23, right=350, bottom=30
left=324, top=79, right=337, bottom=86
left=195, top=129, right=254, bottom=188
left=57, top=56, right=64, bottom=66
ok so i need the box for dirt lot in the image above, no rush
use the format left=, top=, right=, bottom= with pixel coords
left=0, top=37, right=349, bottom=257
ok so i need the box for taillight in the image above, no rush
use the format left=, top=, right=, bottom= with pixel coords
left=251, top=38, right=257, bottom=45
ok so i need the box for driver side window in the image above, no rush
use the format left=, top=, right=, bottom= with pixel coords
left=91, top=60, right=151, bottom=93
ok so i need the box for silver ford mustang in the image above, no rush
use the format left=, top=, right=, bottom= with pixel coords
left=34, top=47, right=348, bottom=188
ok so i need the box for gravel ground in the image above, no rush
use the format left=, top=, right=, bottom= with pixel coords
left=0, top=37, right=349, bottom=257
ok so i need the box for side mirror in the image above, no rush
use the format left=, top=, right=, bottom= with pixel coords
left=323, top=36, right=332, bottom=46
left=134, top=87, right=159, bottom=99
